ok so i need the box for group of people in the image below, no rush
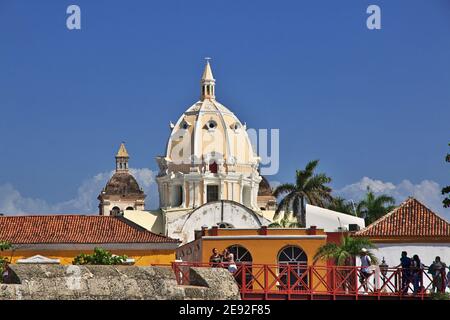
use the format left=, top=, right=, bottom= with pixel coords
left=398, top=251, right=449, bottom=294
left=209, top=248, right=238, bottom=273
left=359, top=249, right=449, bottom=294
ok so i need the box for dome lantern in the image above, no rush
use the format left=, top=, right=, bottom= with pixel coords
left=115, top=142, right=129, bottom=172
left=201, top=58, right=215, bottom=101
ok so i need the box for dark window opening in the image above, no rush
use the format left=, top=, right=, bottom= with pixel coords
left=209, top=161, right=218, bottom=173
left=206, top=185, right=219, bottom=202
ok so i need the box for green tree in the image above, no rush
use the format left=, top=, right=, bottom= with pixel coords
left=73, top=247, right=128, bottom=265
left=443, top=143, right=450, bottom=208
left=268, top=213, right=302, bottom=228
left=356, top=187, right=396, bottom=225
left=313, top=236, right=378, bottom=266
left=273, top=160, right=332, bottom=227
left=327, top=197, right=356, bottom=215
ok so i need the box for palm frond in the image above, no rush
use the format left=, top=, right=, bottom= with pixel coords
left=314, top=236, right=378, bottom=266
left=272, top=183, right=296, bottom=198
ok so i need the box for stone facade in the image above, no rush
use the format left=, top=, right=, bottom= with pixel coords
left=0, top=264, right=240, bottom=300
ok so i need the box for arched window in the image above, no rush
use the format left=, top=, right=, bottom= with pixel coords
left=226, top=245, right=252, bottom=264
left=126, top=207, right=134, bottom=211
left=111, top=207, right=121, bottom=216
left=277, top=246, right=308, bottom=290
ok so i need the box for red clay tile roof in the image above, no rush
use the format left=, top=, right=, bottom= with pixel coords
left=0, top=215, right=180, bottom=244
left=354, top=198, right=450, bottom=238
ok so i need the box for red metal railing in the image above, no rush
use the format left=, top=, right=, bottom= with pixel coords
left=171, top=262, right=448, bottom=300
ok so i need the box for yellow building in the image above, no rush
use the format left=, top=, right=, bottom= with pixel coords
left=0, top=215, right=180, bottom=265
left=177, top=226, right=327, bottom=266
left=176, top=226, right=329, bottom=293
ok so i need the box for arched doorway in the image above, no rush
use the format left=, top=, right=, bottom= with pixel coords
left=277, top=246, right=308, bottom=290
left=226, top=245, right=253, bottom=289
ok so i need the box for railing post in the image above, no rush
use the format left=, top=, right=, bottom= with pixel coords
left=264, top=265, right=268, bottom=300
left=242, top=264, right=246, bottom=299
left=287, top=264, right=291, bottom=300
left=332, top=266, right=336, bottom=300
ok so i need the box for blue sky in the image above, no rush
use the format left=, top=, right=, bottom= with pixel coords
left=0, top=0, right=449, bottom=217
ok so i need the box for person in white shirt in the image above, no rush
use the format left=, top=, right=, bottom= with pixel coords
left=359, top=248, right=372, bottom=293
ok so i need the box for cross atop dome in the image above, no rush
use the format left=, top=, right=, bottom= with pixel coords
left=201, top=58, right=216, bottom=100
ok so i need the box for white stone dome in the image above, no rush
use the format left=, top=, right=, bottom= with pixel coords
left=156, top=61, right=262, bottom=211
left=163, top=62, right=259, bottom=174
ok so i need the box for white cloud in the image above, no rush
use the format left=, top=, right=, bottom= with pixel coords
left=0, top=168, right=159, bottom=215
left=335, top=177, right=449, bottom=220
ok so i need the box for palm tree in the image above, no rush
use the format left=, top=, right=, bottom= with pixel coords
left=268, top=213, right=302, bottom=228
left=327, top=197, right=356, bottom=215
left=356, top=187, right=396, bottom=225
left=313, top=236, right=378, bottom=266
left=273, top=160, right=332, bottom=227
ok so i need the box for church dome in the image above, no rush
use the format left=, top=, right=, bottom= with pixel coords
left=103, top=172, right=144, bottom=196
left=156, top=61, right=262, bottom=211
left=162, top=61, right=259, bottom=174
left=98, top=143, right=146, bottom=216
left=258, top=176, right=273, bottom=196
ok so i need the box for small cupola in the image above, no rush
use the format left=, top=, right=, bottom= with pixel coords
left=200, top=58, right=216, bottom=101
left=115, top=142, right=129, bottom=172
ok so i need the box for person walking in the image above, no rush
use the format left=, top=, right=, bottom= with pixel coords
left=359, top=248, right=372, bottom=293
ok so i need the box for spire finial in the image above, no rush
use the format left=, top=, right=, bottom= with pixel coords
left=201, top=58, right=215, bottom=100
left=116, top=142, right=129, bottom=158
